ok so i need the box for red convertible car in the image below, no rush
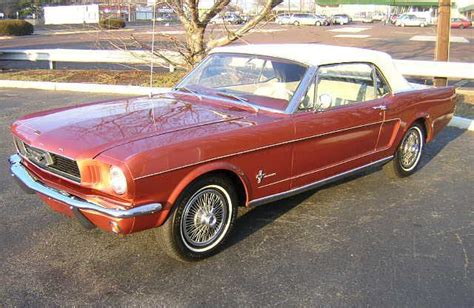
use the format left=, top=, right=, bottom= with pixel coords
left=9, top=44, right=456, bottom=261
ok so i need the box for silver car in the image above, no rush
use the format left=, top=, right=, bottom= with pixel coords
left=275, top=13, right=292, bottom=25
left=289, top=13, right=328, bottom=26
left=395, top=14, right=427, bottom=27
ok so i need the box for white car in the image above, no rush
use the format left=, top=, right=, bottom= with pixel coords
left=372, top=12, right=386, bottom=21
left=289, top=13, right=329, bottom=26
left=275, top=13, right=292, bottom=25
left=331, top=14, right=351, bottom=25
left=396, top=14, right=427, bottom=27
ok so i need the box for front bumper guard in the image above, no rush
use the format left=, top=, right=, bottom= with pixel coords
left=8, top=154, right=162, bottom=221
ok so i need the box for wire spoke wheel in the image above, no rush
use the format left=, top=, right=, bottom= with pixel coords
left=181, top=186, right=229, bottom=250
left=383, top=123, right=424, bottom=179
left=399, top=127, right=423, bottom=172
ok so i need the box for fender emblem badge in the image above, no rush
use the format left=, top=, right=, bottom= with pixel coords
left=256, top=170, right=276, bottom=184
left=256, top=170, right=266, bottom=184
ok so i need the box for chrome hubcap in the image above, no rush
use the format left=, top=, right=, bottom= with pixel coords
left=400, top=128, right=422, bottom=171
left=181, top=188, right=228, bottom=248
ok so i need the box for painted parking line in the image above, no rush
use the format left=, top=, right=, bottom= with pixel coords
left=329, top=27, right=371, bottom=33
left=334, top=34, right=370, bottom=38
left=410, top=35, right=470, bottom=43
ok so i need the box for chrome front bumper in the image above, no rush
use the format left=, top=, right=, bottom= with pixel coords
left=8, top=154, right=162, bottom=219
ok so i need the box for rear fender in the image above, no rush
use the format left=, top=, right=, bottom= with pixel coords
left=413, top=112, right=433, bottom=142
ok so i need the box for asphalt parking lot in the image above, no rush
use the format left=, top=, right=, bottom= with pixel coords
left=0, top=88, right=473, bottom=306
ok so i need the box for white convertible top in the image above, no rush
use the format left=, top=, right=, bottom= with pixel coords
left=210, top=44, right=413, bottom=93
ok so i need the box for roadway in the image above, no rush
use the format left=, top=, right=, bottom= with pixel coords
left=0, top=88, right=473, bottom=306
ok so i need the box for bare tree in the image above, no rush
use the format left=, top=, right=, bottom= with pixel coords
left=144, top=1, right=283, bottom=69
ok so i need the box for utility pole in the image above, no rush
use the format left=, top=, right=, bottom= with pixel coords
left=434, top=0, right=451, bottom=87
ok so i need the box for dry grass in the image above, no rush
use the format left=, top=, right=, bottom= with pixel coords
left=0, top=69, right=187, bottom=88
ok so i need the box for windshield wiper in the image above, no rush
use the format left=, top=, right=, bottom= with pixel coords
left=174, top=86, right=202, bottom=100
left=216, top=91, right=259, bottom=113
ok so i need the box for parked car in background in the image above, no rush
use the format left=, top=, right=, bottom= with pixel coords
left=451, top=17, right=471, bottom=29
left=372, top=12, right=386, bottom=21
left=353, top=12, right=374, bottom=23
left=240, top=14, right=251, bottom=23
left=275, top=13, right=292, bottom=24
left=210, top=13, right=243, bottom=25
left=155, top=13, right=176, bottom=23
left=289, top=13, right=329, bottom=26
left=8, top=44, right=456, bottom=261
left=395, top=14, right=427, bottom=27
left=274, top=13, right=291, bottom=25
left=331, top=14, right=351, bottom=25
left=390, top=14, right=399, bottom=24
left=225, top=12, right=244, bottom=24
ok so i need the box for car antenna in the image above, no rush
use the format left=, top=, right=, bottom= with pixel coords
left=149, top=0, right=157, bottom=98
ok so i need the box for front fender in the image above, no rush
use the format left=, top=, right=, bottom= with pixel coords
left=166, top=161, right=252, bottom=208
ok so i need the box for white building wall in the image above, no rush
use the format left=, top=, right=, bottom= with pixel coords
left=44, top=5, right=99, bottom=25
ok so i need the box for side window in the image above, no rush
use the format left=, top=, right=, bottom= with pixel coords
left=299, top=63, right=377, bottom=111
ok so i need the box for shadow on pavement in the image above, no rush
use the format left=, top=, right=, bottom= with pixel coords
left=418, top=127, right=466, bottom=170
left=225, top=191, right=313, bottom=250
left=225, top=126, right=466, bottom=250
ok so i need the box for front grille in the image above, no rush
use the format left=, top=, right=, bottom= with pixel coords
left=50, top=153, right=81, bottom=180
left=15, top=138, right=81, bottom=183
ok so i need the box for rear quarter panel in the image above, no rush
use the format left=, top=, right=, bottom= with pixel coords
left=375, top=86, right=456, bottom=160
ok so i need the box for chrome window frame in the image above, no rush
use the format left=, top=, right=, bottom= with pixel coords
left=288, top=61, right=395, bottom=114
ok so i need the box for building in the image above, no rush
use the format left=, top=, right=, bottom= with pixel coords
left=313, top=0, right=473, bottom=19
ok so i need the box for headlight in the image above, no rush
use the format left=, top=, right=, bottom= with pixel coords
left=110, top=166, right=127, bottom=195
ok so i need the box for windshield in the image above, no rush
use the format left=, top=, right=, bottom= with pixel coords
left=176, top=53, right=308, bottom=112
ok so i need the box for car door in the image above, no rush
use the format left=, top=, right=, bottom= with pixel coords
left=304, top=14, right=314, bottom=25
left=291, top=62, right=386, bottom=189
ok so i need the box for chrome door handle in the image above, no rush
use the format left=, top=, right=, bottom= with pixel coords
left=372, top=105, right=387, bottom=111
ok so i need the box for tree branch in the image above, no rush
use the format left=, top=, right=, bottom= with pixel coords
left=206, top=0, right=282, bottom=50
left=200, top=0, right=231, bottom=25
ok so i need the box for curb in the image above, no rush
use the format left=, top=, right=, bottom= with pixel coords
left=449, top=116, right=474, bottom=131
left=0, top=79, right=473, bottom=131
left=0, top=80, right=169, bottom=95
left=456, top=88, right=474, bottom=96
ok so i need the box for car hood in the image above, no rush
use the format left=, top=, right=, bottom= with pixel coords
left=12, top=95, right=243, bottom=160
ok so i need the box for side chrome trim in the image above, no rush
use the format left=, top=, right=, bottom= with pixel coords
left=9, top=154, right=162, bottom=219
left=248, top=156, right=393, bottom=208
left=136, top=118, right=400, bottom=180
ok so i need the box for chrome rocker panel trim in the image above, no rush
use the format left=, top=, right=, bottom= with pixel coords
left=249, top=156, right=393, bottom=207
left=8, top=154, right=162, bottom=219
